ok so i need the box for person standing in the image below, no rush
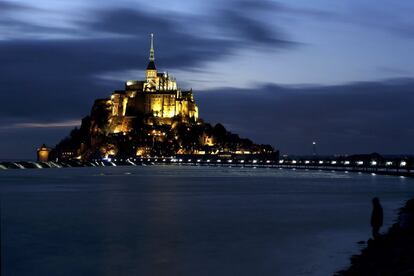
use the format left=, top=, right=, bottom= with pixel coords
left=371, top=197, right=383, bottom=240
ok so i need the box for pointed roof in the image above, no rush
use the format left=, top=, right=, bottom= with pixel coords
left=147, top=60, right=156, bottom=70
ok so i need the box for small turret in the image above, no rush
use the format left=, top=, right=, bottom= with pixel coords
left=37, top=144, right=50, bottom=162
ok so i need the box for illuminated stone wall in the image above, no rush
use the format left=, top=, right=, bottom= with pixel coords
left=146, top=93, right=177, bottom=118
left=107, top=88, right=198, bottom=132
left=102, top=53, right=199, bottom=134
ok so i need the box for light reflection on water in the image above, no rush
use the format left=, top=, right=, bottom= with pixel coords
left=1, top=166, right=414, bottom=276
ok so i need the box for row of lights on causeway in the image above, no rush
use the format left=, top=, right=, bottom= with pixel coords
left=97, top=157, right=410, bottom=169
left=278, top=159, right=409, bottom=167
left=100, top=157, right=273, bottom=165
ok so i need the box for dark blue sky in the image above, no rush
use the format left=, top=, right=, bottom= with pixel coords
left=0, top=0, right=413, bottom=159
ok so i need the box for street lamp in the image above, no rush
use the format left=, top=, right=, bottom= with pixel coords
left=312, top=141, right=317, bottom=156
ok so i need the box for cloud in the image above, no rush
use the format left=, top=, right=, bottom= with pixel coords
left=196, top=78, right=414, bottom=155
left=210, top=0, right=294, bottom=47
left=348, top=2, right=414, bottom=38
left=0, top=0, right=31, bottom=13
left=308, top=1, right=414, bottom=39
left=0, top=0, right=294, bottom=126
left=0, top=0, right=76, bottom=40
left=2, top=77, right=413, bottom=159
left=85, top=8, right=174, bottom=36
left=0, top=0, right=412, bottom=159
left=1, top=120, right=81, bottom=129
left=376, top=66, right=412, bottom=75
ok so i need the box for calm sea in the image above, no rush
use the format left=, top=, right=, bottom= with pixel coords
left=1, top=166, right=414, bottom=275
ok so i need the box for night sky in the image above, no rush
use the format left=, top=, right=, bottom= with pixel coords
left=1, top=0, right=413, bottom=160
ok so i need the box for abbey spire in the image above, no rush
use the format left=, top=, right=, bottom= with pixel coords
left=146, top=33, right=156, bottom=71
left=149, top=33, right=155, bottom=62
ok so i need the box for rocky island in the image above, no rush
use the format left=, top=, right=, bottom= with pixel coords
left=50, top=34, right=277, bottom=162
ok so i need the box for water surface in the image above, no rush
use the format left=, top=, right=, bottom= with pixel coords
left=1, top=166, right=414, bottom=275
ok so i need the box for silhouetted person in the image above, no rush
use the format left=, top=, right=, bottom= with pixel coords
left=371, top=197, right=383, bottom=240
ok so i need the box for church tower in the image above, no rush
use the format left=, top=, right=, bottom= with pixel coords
left=146, top=33, right=157, bottom=81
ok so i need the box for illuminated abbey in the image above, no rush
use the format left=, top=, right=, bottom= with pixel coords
left=52, top=34, right=276, bottom=161
left=104, top=34, right=198, bottom=134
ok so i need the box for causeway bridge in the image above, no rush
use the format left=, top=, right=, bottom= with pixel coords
left=1, top=156, right=413, bottom=177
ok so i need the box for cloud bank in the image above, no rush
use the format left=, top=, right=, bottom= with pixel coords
left=0, top=0, right=413, bottom=159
